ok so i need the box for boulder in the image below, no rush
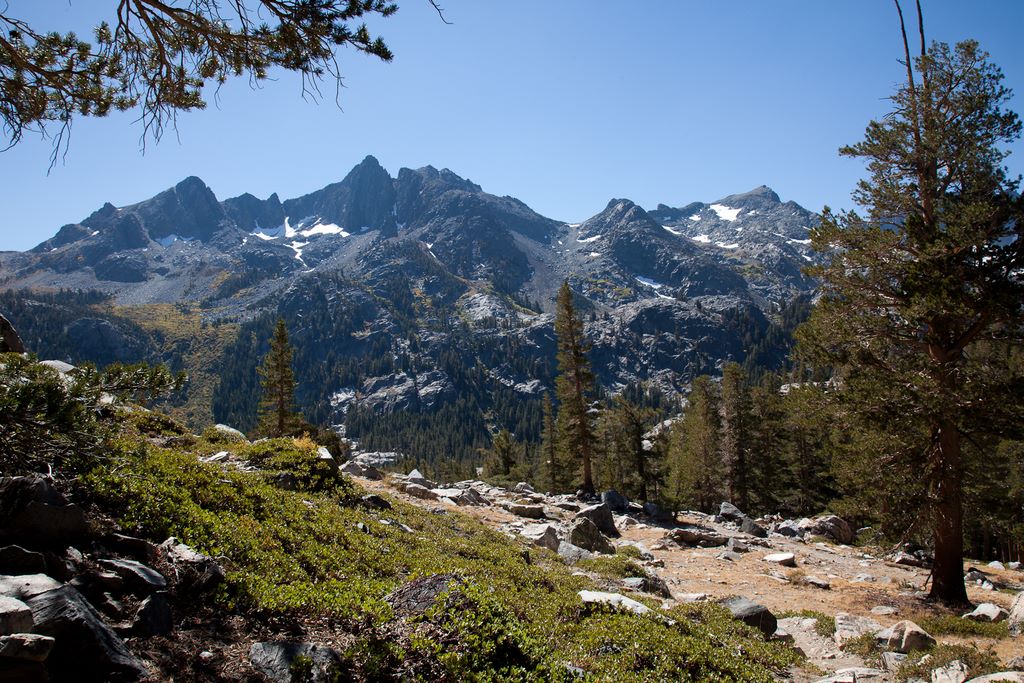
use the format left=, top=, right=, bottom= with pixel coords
left=814, top=667, right=888, bottom=683
left=965, top=674, right=1024, bottom=683
left=931, top=660, right=969, bottom=683
left=740, top=517, right=768, bottom=538
left=160, top=538, right=225, bottom=592
left=25, top=584, right=147, bottom=681
left=568, top=518, right=614, bottom=555
left=0, top=595, right=33, bottom=635
left=210, top=424, right=248, bottom=442
left=718, top=501, right=746, bottom=523
left=406, top=469, right=437, bottom=489
left=503, top=503, right=546, bottom=519
left=988, top=560, right=1006, bottom=571
left=0, top=312, right=25, bottom=353
left=726, top=538, right=750, bottom=553
left=556, top=542, right=593, bottom=565
left=0, top=574, right=62, bottom=600
left=98, top=558, right=167, bottom=595
left=133, top=592, right=173, bottom=637
left=0, top=546, right=47, bottom=575
left=513, top=482, right=535, bottom=494
left=719, top=597, right=777, bottom=637
left=834, top=613, right=882, bottom=649
left=576, top=503, right=619, bottom=537
left=666, top=526, right=726, bottom=548
left=1009, top=591, right=1024, bottom=635
left=578, top=590, right=651, bottom=617
left=404, top=483, right=438, bottom=501
left=104, top=535, right=160, bottom=565
left=962, top=603, right=1008, bottom=622
left=0, top=633, right=54, bottom=662
left=386, top=574, right=463, bottom=618
left=622, top=574, right=672, bottom=599
left=642, top=501, right=672, bottom=523
left=775, top=519, right=804, bottom=538
left=802, top=576, right=831, bottom=590
left=0, top=477, right=89, bottom=547
left=519, top=524, right=560, bottom=552
left=600, top=490, right=629, bottom=513
left=800, top=515, right=855, bottom=544
left=341, top=461, right=383, bottom=480
left=359, top=494, right=392, bottom=510
left=249, top=641, right=342, bottom=683
left=875, top=620, right=935, bottom=653
left=762, top=552, right=797, bottom=567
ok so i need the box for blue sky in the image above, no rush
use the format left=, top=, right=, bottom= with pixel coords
left=1, top=1, right=1022, bottom=251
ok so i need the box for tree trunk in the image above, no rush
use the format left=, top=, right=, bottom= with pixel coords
left=929, top=419, right=968, bottom=604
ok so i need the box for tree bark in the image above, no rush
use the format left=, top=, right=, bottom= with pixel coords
left=929, top=419, right=969, bottom=604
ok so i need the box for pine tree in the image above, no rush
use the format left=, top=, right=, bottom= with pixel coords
left=257, top=318, right=301, bottom=438
left=719, top=362, right=750, bottom=511
left=798, top=9, right=1024, bottom=602
left=553, top=281, right=596, bottom=495
left=747, top=373, right=788, bottom=516
left=666, top=376, right=722, bottom=513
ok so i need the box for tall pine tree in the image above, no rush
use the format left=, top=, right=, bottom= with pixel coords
left=798, top=5, right=1024, bottom=602
left=719, top=362, right=750, bottom=511
left=257, top=318, right=302, bottom=438
left=666, top=376, right=722, bottom=513
left=553, top=281, right=596, bottom=495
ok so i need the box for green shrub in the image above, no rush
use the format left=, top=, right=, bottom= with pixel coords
left=577, top=552, right=648, bottom=580
left=895, top=644, right=1002, bottom=682
left=240, top=436, right=349, bottom=495
left=917, top=614, right=1010, bottom=639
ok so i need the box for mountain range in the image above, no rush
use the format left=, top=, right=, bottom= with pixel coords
left=0, top=156, right=820, bottom=465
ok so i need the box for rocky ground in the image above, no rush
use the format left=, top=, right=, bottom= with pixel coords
left=345, top=456, right=1024, bottom=683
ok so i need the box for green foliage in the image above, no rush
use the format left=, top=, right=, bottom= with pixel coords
left=0, top=353, right=182, bottom=476
left=554, top=281, right=597, bottom=494
left=257, top=318, right=303, bottom=438
left=916, top=615, right=1009, bottom=639
left=666, top=376, right=722, bottom=513
left=577, top=552, right=648, bottom=581
left=82, top=427, right=800, bottom=680
left=895, top=644, right=1003, bottom=683
left=0, top=1, right=398, bottom=153
left=241, top=437, right=350, bottom=495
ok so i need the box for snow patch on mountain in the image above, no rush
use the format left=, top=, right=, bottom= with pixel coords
left=662, top=225, right=684, bottom=236
left=691, top=234, right=711, bottom=244
left=635, top=275, right=665, bottom=290
left=710, top=204, right=741, bottom=221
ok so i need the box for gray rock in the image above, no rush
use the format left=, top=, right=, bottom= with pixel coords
left=211, top=423, right=248, bottom=442
left=26, top=584, right=147, bottom=681
left=0, top=574, right=62, bottom=600
left=341, top=460, right=384, bottom=480
left=98, top=558, right=167, bottom=594
left=360, top=494, right=392, bottom=510
left=576, top=503, right=619, bottom=537
left=775, top=519, right=804, bottom=538
left=0, top=546, right=47, bottom=575
left=1006, top=657, right=1024, bottom=670
left=965, top=674, right=1024, bottom=683
left=740, top=517, right=768, bottom=538
left=642, top=501, right=672, bottom=522
left=802, top=575, right=831, bottom=590
left=1009, top=591, right=1024, bottom=635
left=834, top=612, right=882, bottom=649
left=404, top=483, right=438, bottom=500
left=568, top=518, right=614, bottom=554
left=160, top=538, right=225, bottom=591
left=133, top=592, right=173, bottom=637
left=931, top=660, right=969, bottom=683
left=962, top=603, right=1008, bottom=622
left=520, top=524, right=560, bottom=552
left=871, top=605, right=898, bottom=616
left=880, top=651, right=907, bottom=672
left=601, top=490, right=629, bottom=512
left=719, top=597, right=777, bottom=636
left=718, top=551, right=744, bottom=562
left=0, top=312, right=25, bottom=353
left=0, top=633, right=54, bottom=662
left=0, top=476, right=89, bottom=546
left=386, top=574, right=463, bottom=617
left=503, top=502, right=546, bottom=519
left=621, top=573, right=672, bottom=598
left=814, top=667, right=889, bottom=683
left=802, top=515, right=855, bottom=544
left=104, top=534, right=160, bottom=565
left=666, top=526, right=726, bottom=548
left=762, top=552, right=797, bottom=567
left=726, top=538, right=750, bottom=553
left=0, top=595, right=33, bottom=635
left=249, top=641, right=342, bottom=683
left=513, top=482, right=535, bottom=494
left=719, top=501, right=746, bottom=523
left=557, top=541, right=593, bottom=565
left=892, top=551, right=927, bottom=567
left=578, top=590, right=652, bottom=617
left=875, top=620, right=935, bottom=653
